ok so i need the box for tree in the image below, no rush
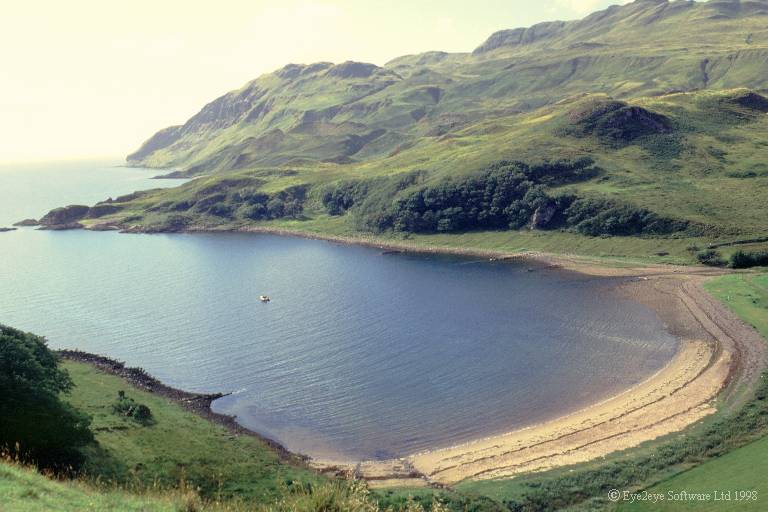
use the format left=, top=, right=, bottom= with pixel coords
left=0, top=325, right=92, bottom=470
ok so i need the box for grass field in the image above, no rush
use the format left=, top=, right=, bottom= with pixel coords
left=61, top=361, right=320, bottom=504
left=618, top=435, right=768, bottom=511
left=704, top=274, right=768, bottom=338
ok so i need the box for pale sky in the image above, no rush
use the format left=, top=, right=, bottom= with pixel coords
left=0, top=0, right=630, bottom=163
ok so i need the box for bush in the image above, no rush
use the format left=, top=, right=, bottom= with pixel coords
left=697, top=249, right=726, bottom=266
left=112, top=391, right=153, bottom=425
left=0, top=325, right=92, bottom=470
left=730, top=250, right=768, bottom=269
left=321, top=180, right=371, bottom=215
left=565, top=198, right=688, bottom=236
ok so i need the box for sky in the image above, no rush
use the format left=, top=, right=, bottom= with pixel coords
left=0, top=0, right=631, bottom=163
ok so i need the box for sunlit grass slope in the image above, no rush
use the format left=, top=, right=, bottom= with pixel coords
left=76, top=87, right=768, bottom=265
left=62, top=361, right=320, bottom=503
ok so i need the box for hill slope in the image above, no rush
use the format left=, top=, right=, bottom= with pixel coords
left=33, top=0, right=768, bottom=263
left=127, top=0, right=768, bottom=175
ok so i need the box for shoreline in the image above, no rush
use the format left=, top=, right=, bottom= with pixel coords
left=310, top=274, right=766, bottom=487
left=55, top=224, right=767, bottom=488
left=106, top=221, right=730, bottom=278
left=57, top=350, right=299, bottom=462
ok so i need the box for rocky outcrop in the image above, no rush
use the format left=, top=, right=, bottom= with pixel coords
left=473, top=21, right=568, bottom=54
left=530, top=203, right=558, bottom=229
left=38, top=204, right=89, bottom=229
left=732, top=91, right=768, bottom=112
left=13, top=218, right=39, bottom=227
left=85, top=203, right=123, bottom=219
left=565, top=98, right=671, bottom=143
left=326, top=61, right=381, bottom=79
left=0, top=227, right=17, bottom=232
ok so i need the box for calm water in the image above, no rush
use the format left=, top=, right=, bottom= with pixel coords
left=0, top=161, right=679, bottom=461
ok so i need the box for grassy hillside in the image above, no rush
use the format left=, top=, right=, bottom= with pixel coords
left=0, top=460, right=193, bottom=512
left=57, top=86, right=768, bottom=265
left=61, top=361, right=319, bottom=503
left=126, top=0, right=768, bottom=175
left=30, top=1, right=768, bottom=263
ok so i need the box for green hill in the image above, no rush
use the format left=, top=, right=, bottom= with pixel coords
left=127, top=0, right=768, bottom=175
left=35, top=0, right=768, bottom=263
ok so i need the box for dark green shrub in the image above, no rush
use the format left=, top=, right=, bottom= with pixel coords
left=564, top=198, right=688, bottom=236
left=112, top=391, right=154, bottom=425
left=321, top=180, right=371, bottom=215
left=730, top=250, right=768, bottom=269
left=697, top=249, right=726, bottom=266
left=0, top=325, right=93, bottom=470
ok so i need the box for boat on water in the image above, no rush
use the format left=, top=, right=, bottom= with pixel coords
left=259, top=295, right=271, bottom=302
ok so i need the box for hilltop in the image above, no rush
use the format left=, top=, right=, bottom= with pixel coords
left=127, top=0, right=768, bottom=175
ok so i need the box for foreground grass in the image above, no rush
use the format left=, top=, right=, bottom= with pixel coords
left=62, top=361, right=320, bottom=503
left=618, top=272, right=768, bottom=511
left=619, top=435, right=768, bottom=511
left=0, top=460, right=190, bottom=512
left=0, top=459, right=400, bottom=512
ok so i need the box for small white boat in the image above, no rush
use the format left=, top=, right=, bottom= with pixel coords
left=259, top=295, right=271, bottom=302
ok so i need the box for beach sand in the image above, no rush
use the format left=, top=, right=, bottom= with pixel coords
left=313, top=270, right=766, bottom=488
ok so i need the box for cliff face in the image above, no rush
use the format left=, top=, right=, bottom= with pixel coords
left=127, top=0, right=768, bottom=175
left=39, top=205, right=90, bottom=229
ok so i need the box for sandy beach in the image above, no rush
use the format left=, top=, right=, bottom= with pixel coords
left=308, top=261, right=766, bottom=488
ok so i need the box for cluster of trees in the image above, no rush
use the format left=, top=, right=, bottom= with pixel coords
left=699, top=249, right=768, bottom=268
left=321, top=180, right=372, bottom=215
left=0, top=325, right=92, bottom=470
left=377, top=168, right=552, bottom=233
left=320, top=159, right=689, bottom=237
left=564, top=198, right=690, bottom=236
left=150, top=184, right=307, bottom=225
left=233, top=186, right=305, bottom=221
left=730, top=250, right=768, bottom=269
